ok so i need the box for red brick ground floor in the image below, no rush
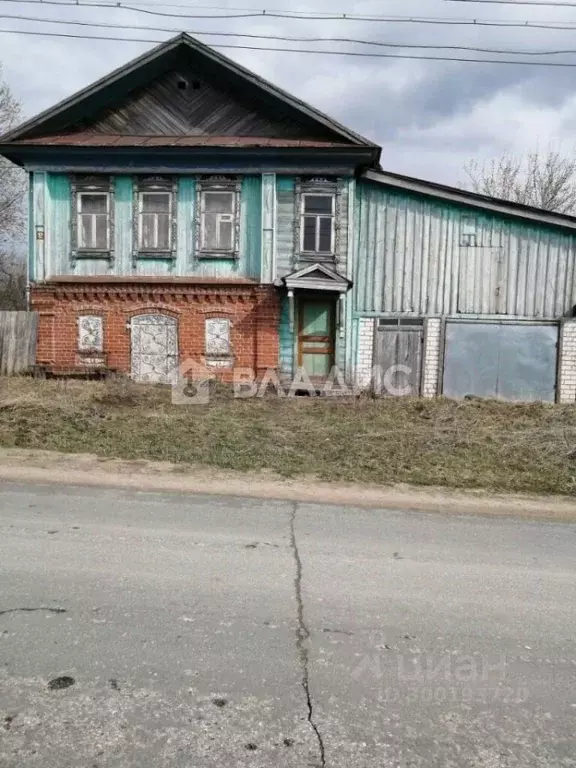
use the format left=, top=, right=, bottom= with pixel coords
left=30, top=277, right=280, bottom=382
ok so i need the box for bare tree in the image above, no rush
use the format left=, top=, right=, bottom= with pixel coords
left=0, top=62, right=26, bottom=309
left=463, top=150, right=576, bottom=215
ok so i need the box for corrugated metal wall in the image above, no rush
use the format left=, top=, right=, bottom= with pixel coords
left=355, top=181, right=576, bottom=318
left=36, top=172, right=262, bottom=280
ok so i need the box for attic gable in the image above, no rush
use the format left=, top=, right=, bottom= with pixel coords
left=74, top=63, right=340, bottom=141
left=1, top=34, right=378, bottom=149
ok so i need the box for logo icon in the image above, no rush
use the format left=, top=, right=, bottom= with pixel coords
left=171, top=358, right=215, bottom=405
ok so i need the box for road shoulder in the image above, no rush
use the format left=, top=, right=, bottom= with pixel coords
left=0, top=447, right=574, bottom=522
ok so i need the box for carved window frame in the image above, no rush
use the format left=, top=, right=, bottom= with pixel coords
left=196, top=175, right=241, bottom=260
left=294, top=177, right=342, bottom=265
left=132, top=176, right=178, bottom=268
left=71, top=175, right=115, bottom=265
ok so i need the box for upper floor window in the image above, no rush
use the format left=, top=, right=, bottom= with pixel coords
left=71, top=176, right=114, bottom=259
left=78, top=192, right=109, bottom=250
left=301, top=193, right=335, bottom=254
left=134, top=177, right=176, bottom=261
left=139, top=192, right=171, bottom=250
left=197, top=177, right=241, bottom=258
left=296, top=178, right=340, bottom=261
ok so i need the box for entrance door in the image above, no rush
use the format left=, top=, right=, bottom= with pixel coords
left=373, top=319, right=423, bottom=396
left=298, top=298, right=335, bottom=379
left=131, top=313, right=178, bottom=383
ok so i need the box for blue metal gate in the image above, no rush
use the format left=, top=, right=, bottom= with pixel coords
left=443, top=321, right=558, bottom=402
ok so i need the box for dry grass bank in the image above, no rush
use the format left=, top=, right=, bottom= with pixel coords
left=0, top=377, right=575, bottom=496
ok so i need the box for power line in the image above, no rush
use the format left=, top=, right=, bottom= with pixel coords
left=446, top=0, right=576, bottom=5
left=2, top=0, right=576, bottom=29
left=5, top=11, right=576, bottom=54
left=4, top=26, right=576, bottom=66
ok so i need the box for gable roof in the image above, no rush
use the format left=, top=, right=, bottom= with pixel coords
left=1, top=33, right=378, bottom=153
left=282, top=262, right=351, bottom=293
left=364, top=168, right=576, bottom=232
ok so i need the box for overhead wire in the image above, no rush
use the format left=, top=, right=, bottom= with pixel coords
left=1, top=0, right=576, bottom=28
left=4, top=11, right=576, bottom=54
left=4, top=26, right=576, bottom=66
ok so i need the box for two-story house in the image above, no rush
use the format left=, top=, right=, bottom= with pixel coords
left=1, top=33, right=576, bottom=403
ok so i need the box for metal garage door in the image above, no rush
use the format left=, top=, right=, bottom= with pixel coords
left=373, top=319, right=423, bottom=396
left=443, top=321, right=558, bottom=402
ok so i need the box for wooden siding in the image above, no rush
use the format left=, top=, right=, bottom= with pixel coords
left=84, top=65, right=334, bottom=140
left=261, top=173, right=276, bottom=283
left=33, top=172, right=262, bottom=279
left=279, top=295, right=293, bottom=375
left=354, top=181, right=576, bottom=318
left=276, top=177, right=296, bottom=278
left=275, top=176, right=351, bottom=279
left=0, top=312, right=38, bottom=375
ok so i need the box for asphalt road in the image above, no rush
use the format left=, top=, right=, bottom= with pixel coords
left=0, top=482, right=575, bottom=768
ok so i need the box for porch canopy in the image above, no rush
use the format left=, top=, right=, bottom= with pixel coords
left=279, top=263, right=351, bottom=293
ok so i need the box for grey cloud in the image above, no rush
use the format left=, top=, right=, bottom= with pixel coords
left=2, top=0, right=576, bottom=184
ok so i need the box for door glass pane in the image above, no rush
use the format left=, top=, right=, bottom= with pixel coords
left=302, top=303, right=331, bottom=335
left=204, top=192, right=234, bottom=213
left=303, top=216, right=317, bottom=251
left=304, top=195, right=333, bottom=214
left=81, top=194, right=107, bottom=214
left=318, top=217, right=332, bottom=252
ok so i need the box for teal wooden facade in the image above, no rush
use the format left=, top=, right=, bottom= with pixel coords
left=4, top=33, right=576, bottom=399
left=30, top=173, right=263, bottom=281
left=26, top=168, right=576, bottom=382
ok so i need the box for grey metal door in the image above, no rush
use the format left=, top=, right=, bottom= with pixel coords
left=131, top=314, right=178, bottom=383
left=443, top=321, right=558, bottom=402
left=373, top=319, right=423, bottom=396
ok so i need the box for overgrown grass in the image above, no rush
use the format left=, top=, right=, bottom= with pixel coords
left=0, top=376, right=575, bottom=495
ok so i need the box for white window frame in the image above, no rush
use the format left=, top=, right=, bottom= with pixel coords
left=196, top=178, right=241, bottom=258
left=205, top=317, right=233, bottom=366
left=138, top=190, right=173, bottom=252
left=77, top=191, right=110, bottom=251
left=77, top=315, right=104, bottom=353
left=300, top=192, right=336, bottom=256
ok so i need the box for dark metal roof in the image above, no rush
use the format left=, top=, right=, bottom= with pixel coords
left=15, top=133, right=351, bottom=149
left=364, top=168, right=576, bottom=232
left=0, top=33, right=379, bottom=155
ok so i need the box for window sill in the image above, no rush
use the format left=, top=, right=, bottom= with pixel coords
left=134, top=252, right=176, bottom=260
left=197, top=252, right=239, bottom=260
left=206, top=356, right=234, bottom=368
left=298, top=253, right=336, bottom=262
left=71, top=250, right=114, bottom=261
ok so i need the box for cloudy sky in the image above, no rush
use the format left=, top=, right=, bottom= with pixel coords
left=2, top=0, right=576, bottom=184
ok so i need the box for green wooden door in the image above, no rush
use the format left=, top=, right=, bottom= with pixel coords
left=298, top=299, right=335, bottom=378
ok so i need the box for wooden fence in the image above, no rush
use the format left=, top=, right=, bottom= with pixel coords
left=0, top=311, right=38, bottom=376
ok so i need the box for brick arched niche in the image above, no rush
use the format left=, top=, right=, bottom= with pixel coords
left=130, top=313, right=178, bottom=383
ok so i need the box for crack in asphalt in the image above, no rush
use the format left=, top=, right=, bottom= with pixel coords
left=0, top=607, right=67, bottom=617
left=290, top=502, right=326, bottom=768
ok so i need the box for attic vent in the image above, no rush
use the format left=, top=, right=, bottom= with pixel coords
left=177, top=79, right=188, bottom=90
